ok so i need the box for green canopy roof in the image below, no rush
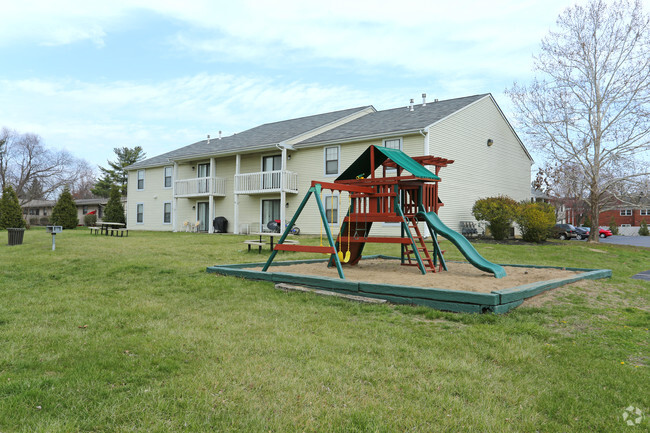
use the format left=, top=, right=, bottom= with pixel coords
left=336, top=145, right=440, bottom=181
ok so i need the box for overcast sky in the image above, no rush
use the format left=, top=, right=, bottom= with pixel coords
left=1, top=0, right=639, bottom=171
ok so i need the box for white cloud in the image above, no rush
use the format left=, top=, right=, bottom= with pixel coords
left=1, top=0, right=574, bottom=76
left=0, top=74, right=373, bottom=167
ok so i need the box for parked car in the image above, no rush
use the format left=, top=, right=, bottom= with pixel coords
left=575, top=226, right=589, bottom=240
left=552, top=224, right=578, bottom=240
left=598, top=227, right=613, bottom=238
left=575, top=226, right=614, bottom=239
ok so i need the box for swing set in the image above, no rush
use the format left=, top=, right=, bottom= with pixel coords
left=262, top=145, right=507, bottom=279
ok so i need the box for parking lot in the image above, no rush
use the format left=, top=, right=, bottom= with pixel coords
left=575, top=235, right=650, bottom=247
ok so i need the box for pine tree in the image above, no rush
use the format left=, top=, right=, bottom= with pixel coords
left=92, top=147, right=146, bottom=197
left=103, top=185, right=126, bottom=224
left=0, top=185, right=26, bottom=229
left=51, top=186, right=78, bottom=229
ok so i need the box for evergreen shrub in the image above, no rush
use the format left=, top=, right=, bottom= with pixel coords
left=84, top=213, right=97, bottom=227
left=51, top=187, right=79, bottom=229
left=103, top=186, right=126, bottom=224
left=0, top=185, right=27, bottom=229
left=515, top=202, right=556, bottom=243
left=639, top=220, right=649, bottom=236
left=472, top=196, right=518, bottom=240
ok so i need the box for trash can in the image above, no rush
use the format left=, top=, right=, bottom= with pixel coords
left=8, top=228, right=25, bottom=246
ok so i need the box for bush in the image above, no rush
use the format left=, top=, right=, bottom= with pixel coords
left=39, top=216, right=50, bottom=225
left=104, top=186, right=126, bottom=224
left=639, top=220, right=649, bottom=236
left=0, top=185, right=26, bottom=229
left=51, top=186, right=78, bottom=229
left=515, top=202, right=556, bottom=243
left=472, top=196, right=519, bottom=240
left=29, top=217, right=39, bottom=227
left=84, top=213, right=97, bottom=227
left=608, top=216, right=619, bottom=235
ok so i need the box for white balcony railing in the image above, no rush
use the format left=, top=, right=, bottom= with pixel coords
left=174, top=177, right=227, bottom=197
left=234, top=170, right=298, bottom=194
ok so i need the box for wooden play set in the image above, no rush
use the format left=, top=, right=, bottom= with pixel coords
left=262, top=145, right=506, bottom=279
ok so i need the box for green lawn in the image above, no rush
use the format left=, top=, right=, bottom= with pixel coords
left=0, top=229, right=648, bottom=432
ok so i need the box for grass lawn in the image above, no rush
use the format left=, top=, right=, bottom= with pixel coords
left=0, top=229, right=648, bottom=432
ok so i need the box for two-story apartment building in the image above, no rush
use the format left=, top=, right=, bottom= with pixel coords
left=125, top=94, right=533, bottom=235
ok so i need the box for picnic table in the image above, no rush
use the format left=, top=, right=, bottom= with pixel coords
left=244, top=232, right=298, bottom=253
left=89, top=222, right=128, bottom=237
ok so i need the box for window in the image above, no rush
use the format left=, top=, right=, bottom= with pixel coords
left=324, top=194, right=339, bottom=224
left=163, top=202, right=172, bottom=224
left=262, top=155, right=281, bottom=189
left=44, top=209, right=48, bottom=216
left=620, top=209, right=632, bottom=216
left=82, top=205, right=88, bottom=215
left=164, top=166, right=173, bottom=188
left=641, top=209, right=649, bottom=216
left=137, top=170, right=145, bottom=190
left=324, top=146, right=339, bottom=175
left=383, top=138, right=402, bottom=150
left=136, top=203, right=144, bottom=224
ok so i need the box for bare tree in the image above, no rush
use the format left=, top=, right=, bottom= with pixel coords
left=0, top=127, right=91, bottom=204
left=507, top=0, right=650, bottom=241
left=70, top=160, right=97, bottom=199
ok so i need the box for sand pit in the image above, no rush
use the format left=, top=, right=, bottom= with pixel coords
left=255, top=258, right=581, bottom=293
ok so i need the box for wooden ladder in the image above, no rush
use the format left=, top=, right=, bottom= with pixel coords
left=403, top=216, right=436, bottom=272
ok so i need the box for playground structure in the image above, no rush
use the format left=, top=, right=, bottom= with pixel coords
left=263, top=145, right=506, bottom=279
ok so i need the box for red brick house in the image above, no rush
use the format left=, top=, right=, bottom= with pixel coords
left=599, top=201, right=650, bottom=227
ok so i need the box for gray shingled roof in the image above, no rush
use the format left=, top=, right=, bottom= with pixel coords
left=127, top=105, right=372, bottom=169
left=297, top=94, right=488, bottom=146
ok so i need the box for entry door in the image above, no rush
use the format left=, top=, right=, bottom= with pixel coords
left=261, top=199, right=281, bottom=230
left=262, top=155, right=281, bottom=189
left=197, top=202, right=209, bottom=232
left=197, top=163, right=210, bottom=194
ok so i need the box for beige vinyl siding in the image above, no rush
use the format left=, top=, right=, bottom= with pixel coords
left=127, top=167, right=174, bottom=230
left=428, top=96, right=532, bottom=232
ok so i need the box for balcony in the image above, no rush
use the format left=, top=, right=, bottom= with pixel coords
left=234, top=170, right=298, bottom=195
left=174, top=177, right=227, bottom=198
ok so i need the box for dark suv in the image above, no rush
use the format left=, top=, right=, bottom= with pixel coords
left=552, top=224, right=578, bottom=240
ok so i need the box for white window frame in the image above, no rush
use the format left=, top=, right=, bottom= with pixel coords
left=137, top=170, right=145, bottom=191
left=621, top=224, right=631, bottom=227
left=383, top=138, right=402, bottom=174
left=163, top=166, right=173, bottom=189
left=324, top=194, right=339, bottom=225
left=136, top=203, right=144, bottom=224
left=383, top=137, right=403, bottom=150
left=620, top=209, right=632, bottom=216
left=163, top=201, right=172, bottom=224
left=640, top=209, right=649, bottom=216
left=324, top=146, right=340, bottom=177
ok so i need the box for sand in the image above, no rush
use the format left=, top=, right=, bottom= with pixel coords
left=257, top=258, right=580, bottom=293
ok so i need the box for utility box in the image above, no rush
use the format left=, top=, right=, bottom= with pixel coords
left=46, top=226, right=63, bottom=234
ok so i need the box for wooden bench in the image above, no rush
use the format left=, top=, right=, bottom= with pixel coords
left=244, top=240, right=266, bottom=253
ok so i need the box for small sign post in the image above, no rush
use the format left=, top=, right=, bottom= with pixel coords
left=45, top=226, right=63, bottom=251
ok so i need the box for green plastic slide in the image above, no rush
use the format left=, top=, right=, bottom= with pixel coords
left=418, top=211, right=506, bottom=278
